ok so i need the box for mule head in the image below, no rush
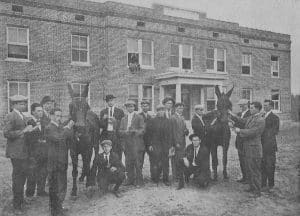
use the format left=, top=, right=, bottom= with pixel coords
left=215, top=85, right=234, bottom=123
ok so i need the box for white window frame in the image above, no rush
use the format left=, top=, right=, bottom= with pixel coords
left=6, top=26, right=30, bottom=62
left=7, top=81, right=30, bottom=115
left=271, top=55, right=279, bottom=78
left=170, top=43, right=193, bottom=71
left=71, top=82, right=91, bottom=105
left=242, top=53, right=252, bottom=76
left=206, top=87, right=217, bottom=111
left=206, top=48, right=227, bottom=73
left=71, top=34, right=90, bottom=66
left=128, top=84, right=154, bottom=111
left=271, top=89, right=280, bottom=112
left=127, top=39, right=154, bottom=69
left=241, top=88, right=253, bottom=102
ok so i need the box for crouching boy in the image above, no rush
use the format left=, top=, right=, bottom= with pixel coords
left=88, top=140, right=125, bottom=197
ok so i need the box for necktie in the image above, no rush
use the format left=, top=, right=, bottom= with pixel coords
left=109, top=108, right=113, bottom=117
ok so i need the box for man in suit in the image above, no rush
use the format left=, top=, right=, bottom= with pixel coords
left=162, top=97, right=175, bottom=119
left=170, top=102, right=189, bottom=190
left=45, top=108, right=74, bottom=216
left=147, top=104, right=172, bottom=185
left=100, top=94, right=125, bottom=160
left=4, top=95, right=33, bottom=211
left=261, top=99, right=280, bottom=191
left=191, top=104, right=207, bottom=141
left=235, top=99, right=251, bottom=184
left=40, top=95, right=54, bottom=122
left=119, top=100, right=145, bottom=187
left=88, top=140, right=125, bottom=198
left=184, top=134, right=210, bottom=188
left=230, top=102, right=265, bottom=198
left=25, top=103, right=49, bottom=197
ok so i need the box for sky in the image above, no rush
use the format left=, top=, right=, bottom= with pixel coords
left=91, top=0, right=300, bottom=94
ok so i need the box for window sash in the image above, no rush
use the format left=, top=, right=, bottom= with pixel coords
left=71, top=83, right=90, bottom=104
left=71, top=34, right=89, bottom=63
left=242, top=88, right=252, bottom=101
left=271, top=90, right=280, bottom=111
left=171, top=44, right=192, bottom=70
left=206, top=48, right=226, bottom=72
left=128, top=84, right=154, bottom=111
left=127, top=39, right=153, bottom=67
left=7, top=27, right=29, bottom=45
left=7, top=81, right=30, bottom=114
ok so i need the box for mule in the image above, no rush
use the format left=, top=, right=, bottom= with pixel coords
left=67, top=83, right=100, bottom=196
left=205, top=85, right=233, bottom=181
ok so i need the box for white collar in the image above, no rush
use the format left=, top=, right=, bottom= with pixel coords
left=242, top=109, right=249, bottom=115
left=104, top=152, right=110, bottom=157
left=265, top=110, right=272, bottom=118
left=31, top=115, right=39, bottom=122
left=51, top=120, right=59, bottom=128
left=128, top=112, right=135, bottom=116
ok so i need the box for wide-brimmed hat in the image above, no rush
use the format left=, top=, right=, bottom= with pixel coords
left=194, top=104, right=204, bottom=110
left=10, top=95, right=27, bottom=102
left=124, top=100, right=136, bottom=107
left=162, top=97, right=175, bottom=105
left=105, top=94, right=116, bottom=102
left=40, top=96, right=54, bottom=105
left=100, top=140, right=112, bottom=147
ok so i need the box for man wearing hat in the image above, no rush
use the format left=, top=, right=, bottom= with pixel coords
left=146, top=104, right=172, bottom=185
left=88, top=140, right=125, bottom=198
left=235, top=99, right=251, bottom=184
left=100, top=94, right=125, bottom=160
left=162, top=97, right=175, bottom=119
left=119, top=100, right=145, bottom=187
left=4, top=95, right=33, bottom=211
left=191, top=104, right=207, bottom=141
left=170, top=102, right=189, bottom=190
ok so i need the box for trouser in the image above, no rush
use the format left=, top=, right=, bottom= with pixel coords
left=245, top=157, right=262, bottom=193
left=238, top=150, right=247, bottom=180
left=171, top=157, right=177, bottom=180
left=175, top=155, right=185, bottom=184
left=262, top=153, right=276, bottom=187
left=184, top=166, right=210, bottom=187
left=150, top=151, right=169, bottom=182
left=125, top=152, right=144, bottom=185
left=98, top=170, right=125, bottom=191
left=11, top=158, right=28, bottom=209
left=26, top=157, right=48, bottom=196
left=48, top=164, right=67, bottom=216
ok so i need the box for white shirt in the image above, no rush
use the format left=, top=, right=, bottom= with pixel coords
left=104, top=152, right=110, bottom=164
left=127, top=112, right=135, bottom=130
left=165, top=110, right=171, bottom=119
left=195, top=113, right=205, bottom=126
left=51, top=120, right=59, bottom=128
left=192, top=145, right=200, bottom=166
left=241, top=109, right=249, bottom=118
left=265, top=110, right=272, bottom=118
left=13, top=109, right=24, bottom=120
left=107, top=106, right=115, bottom=131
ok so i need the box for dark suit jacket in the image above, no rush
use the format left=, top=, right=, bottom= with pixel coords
left=235, top=110, right=251, bottom=150
left=186, top=143, right=210, bottom=174
left=261, top=112, right=279, bottom=154
left=119, top=112, right=145, bottom=159
left=99, top=107, right=124, bottom=132
left=3, top=110, right=28, bottom=159
left=139, top=112, right=152, bottom=148
left=191, top=114, right=206, bottom=140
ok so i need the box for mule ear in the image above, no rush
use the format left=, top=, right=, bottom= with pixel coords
left=67, top=83, right=74, bottom=98
left=215, top=85, right=221, bottom=98
left=81, top=83, right=89, bottom=98
left=226, top=86, right=234, bottom=98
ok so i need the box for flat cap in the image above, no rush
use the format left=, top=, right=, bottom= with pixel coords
left=194, top=104, right=204, bottom=110
left=141, top=100, right=150, bottom=105
left=174, top=102, right=185, bottom=108
left=237, top=99, right=249, bottom=105
left=156, top=104, right=165, bottom=110
left=124, top=100, right=136, bottom=106
left=40, top=96, right=54, bottom=105
left=105, top=94, right=116, bottom=102
left=100, top=140, right=112, bottom=146
left=10, top=95, right=27, bottom=102
left=162, top=97, right=175, bottom=105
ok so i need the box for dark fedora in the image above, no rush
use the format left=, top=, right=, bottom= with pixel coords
left=105, top=94, right=116, bottom=102
left=189, top=134, right=200, bottom=141
left=174, top=102, right=185, bottom=108
left=40, top=96, right=54, bottom=105
left=141, top=100, right=150, bottom=106
left=162, top=97, right=175, bottom=105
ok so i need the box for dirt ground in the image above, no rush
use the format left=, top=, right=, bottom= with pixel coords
left=0, top=123, right=300, bottom=216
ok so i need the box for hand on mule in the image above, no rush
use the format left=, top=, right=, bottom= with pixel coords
left=148, top=146, right=153, bottom=152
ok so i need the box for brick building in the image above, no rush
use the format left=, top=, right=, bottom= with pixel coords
left=0, top=0, right=291, bottom=121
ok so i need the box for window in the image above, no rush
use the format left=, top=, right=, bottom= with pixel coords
left=170, top=44, right=192, bottom=70
left=127, top=39, right=154, bottom=69
left=206, top=48, right=226, bottom=72
left=177, top=27, right=185, bottom=33
left=7, top=26, right=29, bottom=60
left=75, top=14, right=85, bottom=21
left=136, top=21, right=145, bottom=27
left=242, top=53, right=251, bottom=75
left=128, top=84, right=154, bottom=111
left=243, top=38, right=249, bottom=44
left=206, top=87, right=216, bottom=111
left=71, top=34, right=89, bottom=63
left=71, top=83, right=90, bottom=104
left=213, top=32, right=219, bottom=38
left=242, top=88, right=252, bottom=102
left=271, top=56, right=279, bottom=77
left=7, top=81, right=30, bottom=114
left=271, top=89, right=280, bottom=111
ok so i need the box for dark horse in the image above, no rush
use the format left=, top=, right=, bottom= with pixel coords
left=67, top=83, right=100, bottom=196
left=206, top=85, right=233, bottom=181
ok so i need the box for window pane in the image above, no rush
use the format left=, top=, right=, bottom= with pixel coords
left=271, top=92, right=279, bottom=100
left=171, top=44, right=179, bottom=56
left=217, top=49, right=224, bottom=60
left=9, top=82, right=18, bottom=96
left=206, top=59, right=214, bottom=70
left=127, top=39, right=138, bottom=53
left=206, top=48, right=214, bottom=59
left=8, top=44, right=28, bottom=59
left=207, top=87, right=215, bottom=99
left=129, top=84, right=138, bottom=97
left=242, top=66, right=250, bottom=74
left=272, top=71, right=279, bottom=77
left=271, top=56, right=278, bottom=61
left=142, top=40, right=151, bottom=53
left=79, top=36, right=87, bottom=50
left=182, top=45, right=191, bottom=57
left=72, top=35, right=79, bottom=49
left=142, top=53, right=151, bottom=66
left=242, top=54, right=250, bottom=65
left=18, top=28, right=27, bottom=43
left=182, top=58, right=191, bottom=69
left=72, top=50, right=80, bottom=62
left=128, top=53, right=139, bottom=65
left=79, top=50, right=87, bottom=62
left=217, top=61, right=225, bottom=72
left=72, top=84, right=80, bottom=96
left=19, top=83, right=28, bottom=97
left=80, top=84, right=88, bottom=96
left=143, top=86, right=152, bottom=98
left=272, top=61, right=279, bottom=70
left=242, top=89, right=251, bottom=100
left=170, top=56, right=179, bottom=67
left=8, top=27, right=18, bottom=43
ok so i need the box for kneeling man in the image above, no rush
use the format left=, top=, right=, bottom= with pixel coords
left=184, top=134, right=210, bottom=188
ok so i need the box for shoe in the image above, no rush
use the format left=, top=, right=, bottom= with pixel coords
left=177, top=181, right=184, bottom=190
left=237, top=178, right=246, bottom=183
left=163, top=181, right=170, bottom=186
left=37, top=191, right=49, bottom=197
left=113, top=190, right=122, bottom=198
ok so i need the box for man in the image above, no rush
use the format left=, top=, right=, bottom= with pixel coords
left=191, top=104, right=207, bottom=141
left=25, top=103, right=48, bottom=197
left=100, top=94, right=125, bottom=160
left=235, top=99, right=251, bottom=184
left=162, top=97, right=175, bottom=119
left=230, top=102, right=265, bottom=198
left=184, top=134, right=210, bottom=188
left=119, top=100, right=145, bottom=187
left=4, top=95, right=33, bottom=211
left=170, top=102, right=189, bottom=190
left=261, top=99, right=280, bottom=191
left=41, top=95, right=54, bottom=121
left=45, top=108, right=74, bottom=216
left=147, top=104, right=172, bottom=185
left=88, top=140, right=125, bottom=198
